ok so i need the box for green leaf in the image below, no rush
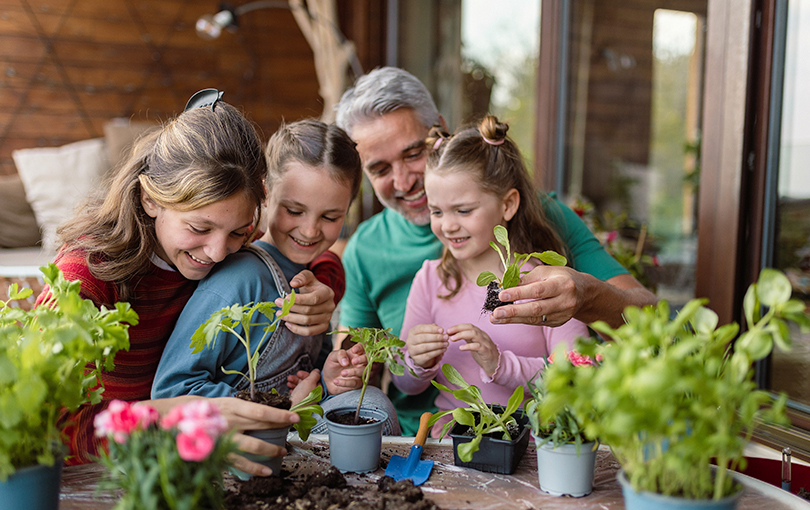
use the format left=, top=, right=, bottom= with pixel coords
left=457, top=435, right=482, bottom=463
left=453, top=408, right=475, bottom=427
left=441, top=364, right=468, bottom=389
left=502, top=265, right=520, bottom=289
left=476, top=271, right=498, bottom=287
left=531, top=250, right=568, bottom=267
left=757, top=268, right=792, bottom=308
left=494, top=225, right=510, bottom=251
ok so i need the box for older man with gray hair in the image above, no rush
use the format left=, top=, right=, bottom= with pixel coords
left=335, top=67, right=656, bottom=435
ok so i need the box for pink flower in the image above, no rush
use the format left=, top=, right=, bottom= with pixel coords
left=605, top=231, right=618, bottom=243
left=547, top=350, right=599, bottom=367
left=176, top=427, right=215, bottom=462
left=652, top=255, right=660, bottom=267
left=94, top=400, right=157, bottom=443
left=160, top=400, right=228, bottom=438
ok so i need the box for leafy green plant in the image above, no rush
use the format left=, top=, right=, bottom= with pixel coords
left=426, top=363, right=525, bottom=462
left=540, top=268, right=810, bottom=500
left=476, top=225, right=567, bottom=289
left=190, top=295, right=295, bottom=402
left=189, top=294, right=325, bottom=439
left=526, top=349, right=597, bottom=454
left=0, top=264, right=136, bottom=480
left=339, top=326, right=413, bottom=424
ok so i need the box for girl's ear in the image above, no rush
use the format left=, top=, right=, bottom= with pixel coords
left=140, top=189, right=160, bottom=218
left=502, top=188, right=520, bottom=222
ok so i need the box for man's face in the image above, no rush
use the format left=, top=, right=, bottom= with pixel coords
left=351, top=109, right=430, bottom=225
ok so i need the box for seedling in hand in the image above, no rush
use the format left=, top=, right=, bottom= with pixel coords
left=477, top=225, right=567, bottom=289
left=427, top=363, right=525, bottom=462
left=339, top=326, right=414, bottom=424
left=476, top=225, right=567, bottom=311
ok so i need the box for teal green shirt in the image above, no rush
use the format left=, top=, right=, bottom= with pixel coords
left=340, top=196, right=626, bottom=434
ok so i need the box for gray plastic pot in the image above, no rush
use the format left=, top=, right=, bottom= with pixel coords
left=325, top=406, right=388, bottom=473
left=0, top=461, right=62, bottom=510
left=534, top=436, right=597, bottom=497
left=240, top=426, right=291, bottom=478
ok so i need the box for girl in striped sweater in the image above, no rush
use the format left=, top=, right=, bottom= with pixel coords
left=37, top=90, right=338, bottom=477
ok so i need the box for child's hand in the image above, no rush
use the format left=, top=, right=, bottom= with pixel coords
left=405, top=324, right=449, bottom=369
left=289, top=369, right=321, bottom=407
left=447, top=324, right=500, bottom=378
left=322, top=342, right=368, bottom=395
left=276, top=270, right=335, bottom=336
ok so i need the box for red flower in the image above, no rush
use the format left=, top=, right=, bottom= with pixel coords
left=94, top=400, right=157, bottom=443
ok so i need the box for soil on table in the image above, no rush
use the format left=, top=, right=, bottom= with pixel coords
left=236, top=389, right=291, bottom=409
left=328, top=409, right=380, bottom=426
left=224, top=466, right=440, bottom=510
left=482, top=281, right=513, bottom=313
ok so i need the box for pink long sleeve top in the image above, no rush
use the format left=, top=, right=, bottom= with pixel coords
left=392, top=259, right=590, bottom=438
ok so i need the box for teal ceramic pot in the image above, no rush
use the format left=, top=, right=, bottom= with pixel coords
left=0, top=461, right=63, bottom=510
left=618, top=469, right=743, bottom=510
left=325, top=407, right=387, bottom=473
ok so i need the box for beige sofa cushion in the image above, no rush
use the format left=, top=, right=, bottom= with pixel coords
left=13, top=138, right=109, bottom=252
left=0, top=174, right=41, bottom=248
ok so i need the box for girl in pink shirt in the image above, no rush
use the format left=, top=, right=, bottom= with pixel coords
left=392, top=116, right=589, bottom=438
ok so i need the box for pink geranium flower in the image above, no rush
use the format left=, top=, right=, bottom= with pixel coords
left=160, top=400, right=228, bottom=438
left=94, top=400, right=158, bottom=443
left=176, top=426, right=215, bottom=462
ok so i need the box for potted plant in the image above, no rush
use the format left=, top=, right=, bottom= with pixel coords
left=95, top=399, right=236, bottom=510
left=525, top=349, right=599, bottom=497
left=476, top=225, right=566, bottom=312
left=325, top=326, right=411, bottom=473
left=0, top=264, right=135, bottom=510
left=540, top=268, right=810, bottom=509
left=427, top=363, right=529, bottom=474
left=190, top=295, right=324, bottom=476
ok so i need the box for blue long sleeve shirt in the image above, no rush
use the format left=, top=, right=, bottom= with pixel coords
left=151, top=241, right=306, bottom=398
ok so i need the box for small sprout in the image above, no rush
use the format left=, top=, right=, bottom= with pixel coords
left=476, top=225, right=566, bottom=290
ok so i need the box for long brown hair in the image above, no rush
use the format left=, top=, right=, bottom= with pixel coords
left=57, top=102, right=267, bottom=300
left=425, top=115, right=568, bottom=299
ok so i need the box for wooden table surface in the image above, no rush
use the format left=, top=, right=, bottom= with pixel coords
left=59, top=435, right=810, bottom=510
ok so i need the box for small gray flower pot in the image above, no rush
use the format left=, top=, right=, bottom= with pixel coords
left=243, top=426, right=291, bottom=477
left=534, top=436, right=597, bottom=497
left=0, top=461, right=62, bottom=510
left=325, top=407, right=388, bottom=473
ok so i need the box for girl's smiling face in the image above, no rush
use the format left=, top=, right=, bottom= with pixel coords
left=264, top=162, right=353, bottom=265
left=425, top=169, right=519, bottom=275
left=142, top=191, right=257, bottom=280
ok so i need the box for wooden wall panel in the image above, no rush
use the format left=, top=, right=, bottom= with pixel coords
left=0, top=0, right=387, bottom=176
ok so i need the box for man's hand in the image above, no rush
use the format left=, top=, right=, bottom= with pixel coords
left=404, top=323, right=448, bottom=369
left=491, top=267, right=657, bottom=329
left=276, top=270, right=335, bottom=336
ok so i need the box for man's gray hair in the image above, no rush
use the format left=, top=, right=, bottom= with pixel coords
left=335, top=67, right=441, bottom=137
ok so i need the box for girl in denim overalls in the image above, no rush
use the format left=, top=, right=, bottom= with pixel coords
left=152, top=119, right=399, bottom=435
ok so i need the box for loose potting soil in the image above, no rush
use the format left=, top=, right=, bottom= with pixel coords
left=224, top=466, right=440, bottom=510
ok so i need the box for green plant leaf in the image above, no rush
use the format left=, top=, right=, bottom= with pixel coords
left=453, top=407, right=475, bottom=427
left=757, top=268, right=792, bottom=308
left=441, top=364, right=468, bottom=389
left=502, top=265, right=520, bottom=289
left=457, top=435, right=482, bottom=463
left=531, top=251, right=568, bottom=267
left=494, top=225, right=509, bottom=251
left=476, top=271, right=498, bottom=287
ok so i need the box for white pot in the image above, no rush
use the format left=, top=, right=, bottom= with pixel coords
left=534, top=435, right=597, bottom=497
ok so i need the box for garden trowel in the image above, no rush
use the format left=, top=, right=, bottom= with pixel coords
left=385, top=412, right=434, bottom=486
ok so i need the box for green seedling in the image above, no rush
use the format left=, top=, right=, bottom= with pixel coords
left=190, top=294, right=295, bottom=402
left=339, top=326, right=414, bottom=424
left=476, top=225, right=567, bottom=290
left=427, top=363, right=524, bottom=462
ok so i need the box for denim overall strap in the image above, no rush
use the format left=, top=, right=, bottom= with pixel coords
left=233, top=245, right=321, bottom=395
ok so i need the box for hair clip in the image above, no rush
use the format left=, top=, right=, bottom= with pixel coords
left=433, top=137, right=444, bottom=150
left=184, top=88, right=224, bottom=112
left=482, top=134, right=505, bottom=146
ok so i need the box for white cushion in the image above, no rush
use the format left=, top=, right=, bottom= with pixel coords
left=13, top=138, right=109, bottom=252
